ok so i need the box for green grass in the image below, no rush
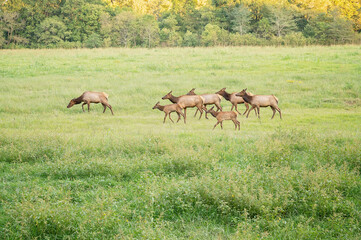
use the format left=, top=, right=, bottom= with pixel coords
left=0, top=46, right=360, bottom=239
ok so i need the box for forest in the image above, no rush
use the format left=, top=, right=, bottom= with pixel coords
left=1, top=0, right=361, bottom=48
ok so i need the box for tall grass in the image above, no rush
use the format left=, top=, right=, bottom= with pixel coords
left=0, top=46, right=360, bottom=239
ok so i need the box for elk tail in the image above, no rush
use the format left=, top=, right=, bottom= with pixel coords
left=272, top=95, right=278, bottom=104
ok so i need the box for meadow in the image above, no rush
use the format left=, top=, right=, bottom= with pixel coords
left=0, top=46, right=360, bottom=239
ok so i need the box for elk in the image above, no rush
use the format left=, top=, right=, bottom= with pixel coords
left=235, top=88, right=281, bottom=119
left=67, top=91, right=114, bottom=115
left=215, top=88, right=251, bottom=115
left=186, top=88, right=222, bottom=119
left=152, top=101, right=185, bottom=123
left=206, top=106, right=240, bottom=130
left=162, top=90, right=205, bottom=123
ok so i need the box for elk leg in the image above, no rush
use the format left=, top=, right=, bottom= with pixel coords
left=82, top=103, right=86, bottom=112
left=163, top=113, right=168, bottom=123
left=168, top=113, right=174, bottom=123
left=220, top=121, right=223, bottom=129
left=202, top=106, right=208, bottom=119
left=246, top=106, right=255, bottom=118
left=105, top=103, right=114, bottom=115
left=87, top=102, right=90, bottom=112
left=237, top=120, right=240, bottom=130
left=213, top=121, right=219, bottom=130
left=270, top=106, right=276, bottom=119
left=243, top=102, right=249, bottom=115
left=232, top=119, right=238, bottom=130
left=275, top=106, right=282, bottom=119
left=234, top=104, right=242, bottom=115
left=194, top=109, right=198, bottom=117
left=231, top=105, right=234, bottom=111
left=215, top=102, right=222, bottom=112
left=198, top=106, right=203, bottom=120
left=177, top=109, right=185, bottom=123
left=176, top=112, right=181, bottom=123
left=102, top=103, right=107, bottom=113
left=183, top=108, right=187, bottom=124
left=257, top=107, right=260, bottom=119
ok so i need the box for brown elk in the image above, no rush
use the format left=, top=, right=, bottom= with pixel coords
left=152, top=101, right=185, bottom=123
left=67, top=91, right=114, bottom=115
left=162, top=90, right=205, bottom=123
left=215, top=88, right=251, bottom=115
left=186, top=88, right=222, bottom=119
left=206, top=106, right=240, bottom=130
left=235, top=88, right=281, bottom=119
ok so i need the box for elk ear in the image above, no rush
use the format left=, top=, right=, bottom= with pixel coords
left=221, top=88, right=226, bottom=91
left=244, top=88, right=247, bottom=91
left=156, top=101, right=160, bottom=105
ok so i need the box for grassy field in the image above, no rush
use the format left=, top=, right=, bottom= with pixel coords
left=0, top=46, right=360, bottom=239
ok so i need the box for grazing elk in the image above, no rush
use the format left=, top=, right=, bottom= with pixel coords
left=215, top=88, right=251, bottom=115
left=186, top=88, right=222, bottom=119
left=236, top=88, right=281, bottom=119
left=152, top=101, right=185, bottom=123
left=162, top=91, right=205, bottom=123
left=206, top=106, right=240, bottom=130
left=67, top=91, right=114, bottom=115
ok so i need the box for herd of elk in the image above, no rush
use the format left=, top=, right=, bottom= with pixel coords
left=67, top=87, right=281, bottom=130
left=154, top=87, right=281, bottom=130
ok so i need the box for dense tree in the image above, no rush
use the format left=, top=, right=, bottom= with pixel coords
left=0, top=0, right=360, bottom=48
left=255, top=18, right=272, bottom=39
left=201, top=23, right=222, bottom=46
left=36, top=16, right=68, bottom=45
left=84, top=32, right=103, bottom=48
left=182, top=30, right=198, bottom=46
left=268, top=6, right=296, bottom=37
left=159, top=14, right=182, bottom=46
left=0, top=11, right=27, bottom=46
left=138, top=15, right=160, bottom=47
left=61, top=0, right=104, bottom=42
left=303, top=11, right=355, bottom=44
left=229, top=5, right=251, bottom=35
left=112, top=11, right=137, bottom=47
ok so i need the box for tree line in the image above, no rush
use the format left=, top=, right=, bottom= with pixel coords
left=1, top=0, right=360, bottom=49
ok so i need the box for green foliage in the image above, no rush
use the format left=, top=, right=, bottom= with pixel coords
left=182, top=30, right=199, bottom=47
left=61, top=0, right=104, bottom=42
left=36, top=17, right=68, bottom=46
left=0, top=11, right=27, bottom=47
left=303, top=11, right=355, bottom=45
left=138, top=15, right=160, bottom=47
left=230, top=5, right=251, bottom=35
left=84, top=32, right=102, bottom=48
left=268, top=6, right=297, bottom=37
left=201, top=23, right=222, bottom=46
left=111, top=11, right=137, bottom=47
left=0, top=1, right=360, bottom=47
left=255, top=18, right=273, bottom=39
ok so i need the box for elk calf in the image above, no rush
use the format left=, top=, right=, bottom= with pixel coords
left=152, top=102, right=185, bottom=123
left=67, top=91, right=114, bottom=115
left=236, top=88, right=281, bottom=119
left=206, top=107, right=240, bottom=130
